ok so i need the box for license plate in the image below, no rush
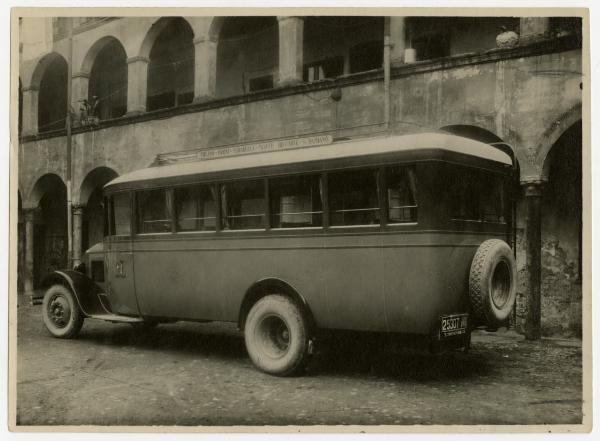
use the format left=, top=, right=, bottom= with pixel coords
left=440, top=313, right=468, bottom=337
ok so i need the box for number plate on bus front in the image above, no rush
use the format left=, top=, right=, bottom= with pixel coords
left=440, top=314, right=468, bottom=337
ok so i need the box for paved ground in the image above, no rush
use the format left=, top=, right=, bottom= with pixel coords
left=15, top=303, right=583, bottom=427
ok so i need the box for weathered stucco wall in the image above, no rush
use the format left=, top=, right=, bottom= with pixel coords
left=18, top=46, right=583, bottom=336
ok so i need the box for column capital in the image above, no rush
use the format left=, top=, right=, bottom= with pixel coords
left=72, top=71, right=90, bottom=79
left=21, top=85, right=39, bottom=93
left=72, top=203, right=86, bottom=214
left=126, top=55, right=150, bottom=65
left=521, top=180, right=545, bottom=197
left=23, top=207, right=39, bottom=222
left=193, top=36, right=217, bottom=45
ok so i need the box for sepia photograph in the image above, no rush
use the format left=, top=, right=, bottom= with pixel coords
left=8, top=5, right=591, bottom=432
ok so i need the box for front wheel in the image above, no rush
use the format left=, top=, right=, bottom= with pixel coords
left=42, top=284, right=84, bottom=338
left=244, top=295, right=310, bottom=376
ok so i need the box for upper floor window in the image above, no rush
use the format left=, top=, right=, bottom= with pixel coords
left=216, top=17, right=278, bottom=98
left=329, top=169, right=380, bottom=226
left=147, top=18, right=194, bottom=111
left=269, top=174, right=323, bottom=228
left=88, top=39, right=127, bottom=120
left=136, top=189, right=172, bottom=233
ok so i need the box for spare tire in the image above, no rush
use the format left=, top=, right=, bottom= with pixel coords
left=469, top=239, right=517, bottom=327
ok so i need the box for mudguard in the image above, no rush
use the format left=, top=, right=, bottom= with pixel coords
left=41, top=270, right=111, bottom=317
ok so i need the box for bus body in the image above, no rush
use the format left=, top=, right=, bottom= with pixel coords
left=41, top=132, right=517, bottom=376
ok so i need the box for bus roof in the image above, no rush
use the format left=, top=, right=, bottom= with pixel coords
left=105, top=132, right=512, bottom=191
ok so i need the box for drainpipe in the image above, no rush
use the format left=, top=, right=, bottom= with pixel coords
left=66, top=18, right=73, bottom=268
left=383, top=17, right=391, bottom=133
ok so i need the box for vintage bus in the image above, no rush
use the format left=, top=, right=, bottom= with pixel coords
left=41, top=132, right=517, bottom=376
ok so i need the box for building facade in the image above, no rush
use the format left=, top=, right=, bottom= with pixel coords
left=17, top=15, right=583, bottom=337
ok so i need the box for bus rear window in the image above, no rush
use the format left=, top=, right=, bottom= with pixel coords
left=329, top=169, right=379, bottom=226
left=386, top=166, right=417, bottom=223
left=221, top=180, right=265, bottom=230
left=110, top=192, right=131, bottom=236
left=448, top=167, right=505, bottom=223
left=269, top=175, right=323, bottom=228
left=136, top=189, right=172, bottom=234
left=175, top=185, right=217, bottom=232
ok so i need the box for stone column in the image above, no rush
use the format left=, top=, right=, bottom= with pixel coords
left=21, top=86, right=39, bottom=136
left=23, top=208, right=36, bottom=304
left=193, top=36, right=218, bottom=103
left=71, top=72, right=90, bottom=111
left=126, top=56, right=149, bottom=115
left=389, top=17, right=407, bottom=65
left=277, top=16, right=304, bottom=87
left=72, top=204, right=85, bottom=267
left=522, top=182, right=543, bottom=340
left=519, top=17, right=551, bottom=44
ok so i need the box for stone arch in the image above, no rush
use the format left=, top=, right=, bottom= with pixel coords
left=539, top=105, right=583, bottom=180
left=215, top=16, right=279, bottom=98
left=139, top=17, right=195, bottom=59
left=141, top=17, right=195, bottom=111
left=78, top=166, right=118, bottom=250
left=84, top=37, right=128, bottom=120
left=27, top=173, right=66, bottom=209
left=77, top=166, right=119, bottom=205
left=33, top=53, right=68, bottom=133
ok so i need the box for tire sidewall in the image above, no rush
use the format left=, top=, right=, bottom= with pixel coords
left=469, top=240, right=517, bottom=327
left=244, top=295, right=308, bottom=376
left=42, top=284, right=84, bottom=338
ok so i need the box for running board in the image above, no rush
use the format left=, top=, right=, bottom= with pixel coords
left=87, top=313, right=144, bottom=323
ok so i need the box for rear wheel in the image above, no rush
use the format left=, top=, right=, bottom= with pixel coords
left=42, top=284, right=84, bottom=338
left=469, top=239, right=517, bottom=327
left=244, top=295, right=310, bottom=376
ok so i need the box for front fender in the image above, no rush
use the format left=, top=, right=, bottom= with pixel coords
left=41, top=270, right=110, bottom=317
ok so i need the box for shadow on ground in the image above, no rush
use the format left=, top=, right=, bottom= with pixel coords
left=76, top=322, right=491, bottom=381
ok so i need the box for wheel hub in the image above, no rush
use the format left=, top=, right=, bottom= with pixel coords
left=48, top=295, right=71, bottom=328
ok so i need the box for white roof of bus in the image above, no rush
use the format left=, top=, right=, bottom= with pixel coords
left=106, top=132, right=512, bottom=188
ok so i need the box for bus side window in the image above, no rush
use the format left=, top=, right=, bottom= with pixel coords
left=136, top=189, right=172, bottom=234
left=174, top=185, right=217, bottom=232
left=269, top=174, right=323, bottom=228
left=386, top=166, right=418, bottom=223
left=329, top=169, right=380, bottom=226
left=221, top=179, right=265, bottom=230
left=111, top=192, right=131, bottom=236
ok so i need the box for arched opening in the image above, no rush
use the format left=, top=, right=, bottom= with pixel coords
left=540, top=121, right=582, bottom=336
left=216, top=16, right=278, bottom=98
left=303, top=17, right=384, bottom=82
left=88, top=38, right=128, bottom=120
left=79, top=167, right=118, bottom=251
left=406, top=17, right=519, bottom=61
left=38, top=55, right=68, bottom=133
left=29, top=174, right=67, bottom=288
left=147, top=18, right=195, bottom=111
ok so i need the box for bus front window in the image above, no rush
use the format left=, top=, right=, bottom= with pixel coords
left=110, top=192, right=131, bottom=236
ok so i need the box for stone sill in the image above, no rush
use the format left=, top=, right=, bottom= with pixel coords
left=19, top=34, right=581, bottom=144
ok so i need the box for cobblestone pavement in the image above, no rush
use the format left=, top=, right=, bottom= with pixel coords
left=15, top=304, right=583, bottom=427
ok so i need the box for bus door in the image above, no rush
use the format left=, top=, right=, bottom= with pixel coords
left=105, top=192, right=140, bottom=316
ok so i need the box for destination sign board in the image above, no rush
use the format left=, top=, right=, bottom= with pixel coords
left=156, top=135, right=334, bottom=165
